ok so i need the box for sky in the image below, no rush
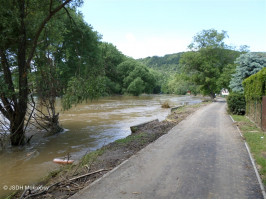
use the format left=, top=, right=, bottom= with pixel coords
left=79, top=0, right=266, bottom=59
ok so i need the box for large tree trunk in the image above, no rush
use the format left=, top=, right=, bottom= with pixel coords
left=9, top=0, right=28, bottom=145
left=210, top=93, right=216, bottom=100
left=10, top=0, right=28, bottom=146
left=10, top=115, right=25, bottom=146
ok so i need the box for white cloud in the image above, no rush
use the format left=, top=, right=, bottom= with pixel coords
left=116, top=33, right=190, bottom=59
left=125, top=33, right=136, bottom=42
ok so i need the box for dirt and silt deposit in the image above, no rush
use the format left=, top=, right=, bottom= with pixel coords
left=16, top=102, right=209, bottom=199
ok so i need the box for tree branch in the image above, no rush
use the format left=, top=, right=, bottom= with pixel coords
left=0, top=49, right=17, bottom=107
left=0, top=95, right=13, bottom=120
left=0, top=103, right=9, bottom=121
left=24, top=93, right=36, bottom=132
left=63, top=6, right=77, bottom=27
left=26, top=0, right=72, bottom=68
left=49, top=0, right=53, bottom=13
left=22, top=169, right=110, bottom=199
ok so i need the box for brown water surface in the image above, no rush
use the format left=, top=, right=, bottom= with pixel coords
left=0, top=94, right=201, bottom=197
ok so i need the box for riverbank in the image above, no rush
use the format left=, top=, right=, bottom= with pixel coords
left=12, top=102, right=210, bottom=199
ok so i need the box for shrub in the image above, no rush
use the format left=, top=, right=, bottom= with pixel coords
left=243, top=67, right=266, bottom=101
left=227, top=93, right=246, bottom=115
left=161, top=101, right=170, bottom=108
left=127, top=77, right=145, bottom=96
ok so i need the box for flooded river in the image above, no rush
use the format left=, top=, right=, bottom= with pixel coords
left=0, top=94, right=202, bottom=197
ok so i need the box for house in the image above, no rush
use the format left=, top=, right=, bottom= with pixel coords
left=221, top=89, right=229, bottom=96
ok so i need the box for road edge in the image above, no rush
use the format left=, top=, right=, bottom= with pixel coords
left=230, top=115, right=266, bottom=199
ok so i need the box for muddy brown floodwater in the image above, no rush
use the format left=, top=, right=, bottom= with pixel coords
left=0, top=94, right=202, bottom=197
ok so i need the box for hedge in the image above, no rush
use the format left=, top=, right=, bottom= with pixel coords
left=243, top=67, right=266, bottom=101
left=227, top=93, right=246, bottom=115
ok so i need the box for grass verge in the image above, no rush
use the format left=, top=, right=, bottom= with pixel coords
left=231, top=115, right=266, bottom=186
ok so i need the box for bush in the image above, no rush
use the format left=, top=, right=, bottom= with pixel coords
left=127, top=77, right=145, bottom=96
left=161, top=101, right=170, bottom=108
left=243, top=67, right=266, bottom=101
left=227, top=93, right=246, bottom=115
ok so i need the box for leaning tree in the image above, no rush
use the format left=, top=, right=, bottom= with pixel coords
left=0, top=0, right=82, bottom=146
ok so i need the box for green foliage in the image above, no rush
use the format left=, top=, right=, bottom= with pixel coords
left=243, top=67, right=266, bottom=101
left=188, top=29, right=228, bottom=50
left=99, top=42, right=126, bottom=94
left=180, top=29, right=241, bottom=98
left=0, top=76, right=14, bottom=98
left=103, top=77, right=121, bottom=94
left=149, top=69, right=163, bottom=94
left=138, top=52, right=183, bottom=71
left=117, top=59, right=156, bottom=96
left=165, top=73, right=199, bottom=95
left=62, top=76, right=105, bottom=110
left=138, top=53, right=184, bottom=93
left=117, top=59, right=137, bottom=82
left=227, top=93, right=246, bottom=115
left=230, top=52, right=266, bottom=93
left=127, top=77, right=145, bottom=96
left=32, top=9, right=105, bottom=111
left=53, top=10, right=103, bottom=93
left=114, top=132, right=146, bottom=146
left=81, top=148, right=105, bottom=166
left=217, top=63, right=237, bottom=91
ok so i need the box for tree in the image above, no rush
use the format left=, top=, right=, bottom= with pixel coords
left=50, top=10, right=104, bottom=110
left=188, top=29, right=228, bottom=50
left=33, top=49, right=63, bottom=135
left=217, top=63, right=237, bottom=91
left=127, top=77, right=145, bottom=96
left=117, top=59, right=156, bottom=96
left=229, top=52, right=266, bottom=93
left=117, top=59, right=137, bottom=85
left=149, top=69, right=164, bottom=94
left=180, top=29, right=240, bottom=99
left=99, top=42, right=126, bottom=94
left=0, top=0, right=81, bottom=146
left=25, top=7, right=104, bottom=134
left=166, top=73, right=199, bottom=95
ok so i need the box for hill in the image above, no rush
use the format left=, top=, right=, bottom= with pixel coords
left=138, top=52, right=184, bottom=72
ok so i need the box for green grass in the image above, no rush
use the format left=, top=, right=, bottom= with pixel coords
left=232, top=115, right=266, bottom=185
left=173, top=102, right=209, bottom=114
left=3, top=191, right=18, bottom=199
left=231, top=114, right=249, bottom=122
left=114, top=132, right=147, bottom=146
left=81, top=148, right=105, bottom=166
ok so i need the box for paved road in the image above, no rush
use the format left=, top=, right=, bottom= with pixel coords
left=71, top=100, right=263, bottom=199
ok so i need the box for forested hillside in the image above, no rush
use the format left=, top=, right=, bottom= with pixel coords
left=138, top=52, right=184, bottom=72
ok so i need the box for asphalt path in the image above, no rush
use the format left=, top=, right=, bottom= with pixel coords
left=71, top=100, right=263, bottom=199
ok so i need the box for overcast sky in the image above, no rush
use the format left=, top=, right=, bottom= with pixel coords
left=80, top=0, right=266, bottom=59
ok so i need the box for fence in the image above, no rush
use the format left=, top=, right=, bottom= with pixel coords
left=262, top=96, right=266, bottom=131
left=246, top=96, right=266, bottom=131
